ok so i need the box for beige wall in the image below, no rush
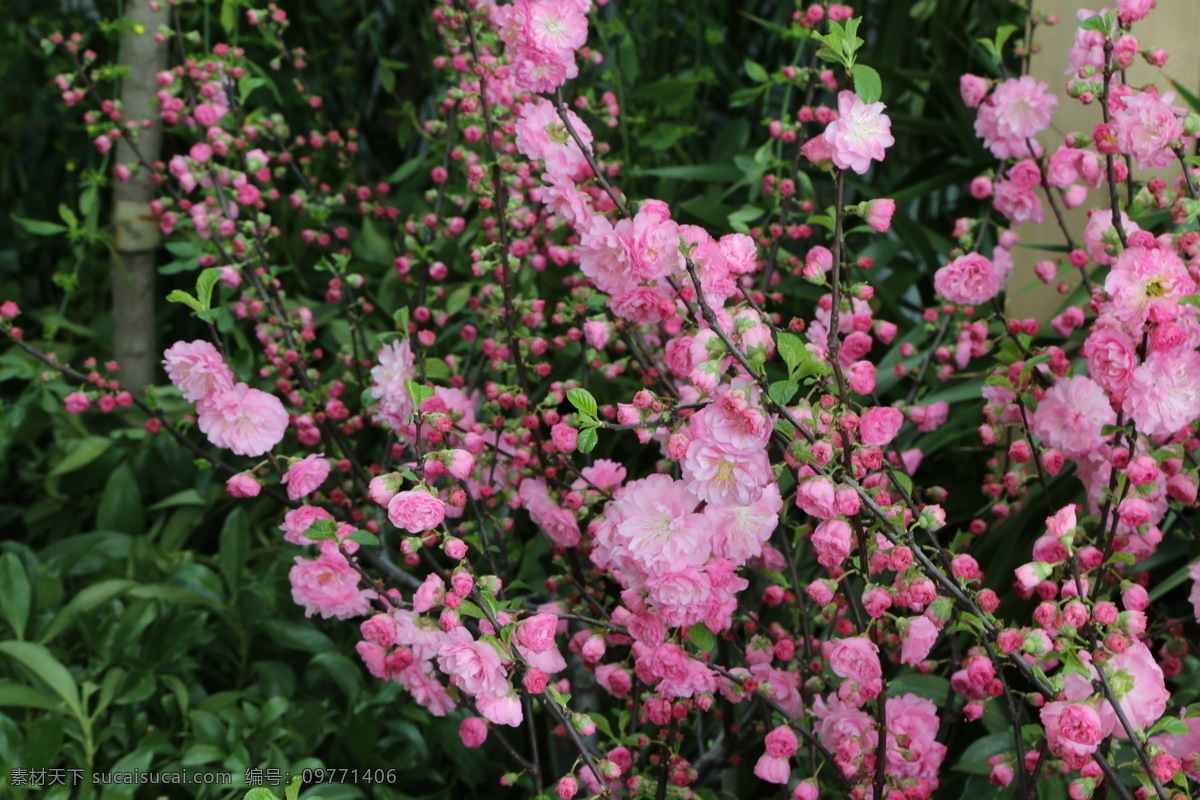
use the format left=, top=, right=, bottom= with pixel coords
left=1007, top=0, right=1200, bottom=321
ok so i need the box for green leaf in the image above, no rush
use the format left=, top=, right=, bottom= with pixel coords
left=286, top=775, right=303, bottom=800
left=0, top=681, right=60, bottom=711
left=166, top=289, right=203, bottom=312
left=220, top=0, right=236, bottom=32
left=743, top=60, right=769, bottom=83
left=40, top=579, right=138, bottom=644
left=348, top=530, right=380, bottom=546
left=304, top=518, right=339, bottom=541
left=1150, top=716, right=1190, bottom=737
left=219, top=508, right=249, bottom=596
left=688, top=622, right=715, bottom=652
left=196, top=267, right=222, bottom=311
left=0, top=554, right=31, bottom=640
left=97, top=462, right=145, bottom=535
left=0, top=641, right=82, bottom=717
left=12, top=215, right=69, bottom=236
left=566, top=387, right=598, bottom=419
left=953, top=731, right=1014, bottom=774
left=776, top=332, right=805, bottom=375
left=404, top=379, right=435, bottom=413
left=577, top=427, right=598, bottom=453
left=243, top=789, right=281, bottom=800
left=768, top=380, right=799, bottom=406
left=993, top=24, right=1019, bottom=54
left=258, top=619, right=335, bottom=653
left=48, top=436, right=111, bottom=477
left=851, top=64, right=882, bottom=104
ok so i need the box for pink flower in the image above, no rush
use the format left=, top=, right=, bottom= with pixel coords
left=1041, top=701, right=1106, bottom=768
left=197, top=383, right=288, bottom=457
left=864, top=199, right=895, bottom=232
left=387, top=490, right=447, bottom=533
left=681, top=439, right=772, bottom=507
left=800, top=133, right=834, bottom=168
left=1104, top=245, right=1195, bottom=327
left=934, top=253, right=1001, bottom=305
left=514, top=98, right=593, bottom=179
left=163, top=340, right=234, bottom=402
left=64, top=392, right=91, bottom=414
left=1084, top=209, right=1140, bottom=266
left=1124, top=350, right=1200, bottom=438
left=459, top=717, right=488, bottom=748
left=514, top=613, right=559, bottom=654
left=283, top=454, right=331, bottom=500
left=290, top=542, right=374, bottom=619
left=900, top=615, right=939, bottom=666
left=858, top=407, right=903, bottom=446
left=1189, top=563, right=1200, bottom=623
left=1083, top=321, right=1138, bottom=393
left=582, top=320, right=609, bottom=350
left=960, top=74, right=988, bottom=108
left=595, top=664, right=632, bottom=697
left=1114, top=89, right=1184, bottom=170
left=828, top=636, right=882, bottom=683
left=369, top=339, right=417, bottom=431
left=822, top=91, right=895, bottom=175
left=811, top=519, right=852, bottom=567
left=992, top=179, right=1045, bottom=225
left=1117, top=0, right=1155, bottom=22
left=280, top=505, right=332, bottom=546
left=973, top=76, right=1057, bottom=159
left=226, top=473, right=261, bottom=498
left=437, top=626, right=512, bottom=698
left=795, top=477, right=838, bottom=520
left=1030, top=376, right=1115, bottom=457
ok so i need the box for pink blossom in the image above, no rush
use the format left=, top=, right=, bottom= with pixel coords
left=822, top=91, right=895, bottom=175
left=900, top=615, right=939, bottom=666
left=1114, top=89, right=1184, bottom=169
left=974, top=76, right=1057, bottom=159
left=992, top=179, right=1045, bottom=225
left=864, top=199, right=895, bottom=232
left=282, top=454, right=331, bottom=500
left=1083, top=321, right=1138, bottom=393
left=1118, top=0, right=1155, bottom=22
left=1104, top=245, right=1195, bottom=327
left=934, top=252, right=1001, bottom=305
left=197, top=383, right=288, bottom=457
left=595, top=664, right=632, bottom=697
left=1030, top=376, right=1115, bottom=457
left=437, top=626, right=512, bottom=698
left=681, top=439, right=772, bottom=507
left=280, top=505, right=332, bottom=546
left=226, top=473, right=261, bottom=498
left=514, top=613, right=559, bottom=654
left=858, top=407, right=903, bottom=446
left=459, top=717, right=488, bottom=747
left=387, top=490, right=447, bottom=533
left=1042, top=701, right=1105, bottom=767
left=1084, top=209, right=1140, bottom=266
left=163, top=339, right=234, bottom=402
left=811, top=520, right=852, bottom=567
left=1124, top=350, right=1200, bottom=438
left=290, top=542, right=374, bottom=620
left=64, top=392, right=91, bottom=414
left=960, top=74, right=988, bottom=108
left=514, top=98, right=593, bottom=179
left=828, top=636, right=882, bottom=682
left=795, top=477, right=838, bottom=520
left=369, top=339, right=417, bottom=431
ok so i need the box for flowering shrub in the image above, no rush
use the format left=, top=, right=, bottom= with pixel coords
left=5, top=1, right=1200, bottom=799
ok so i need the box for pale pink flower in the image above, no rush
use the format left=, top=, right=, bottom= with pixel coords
left=163, top=340, right=234, bottom=402
left=370, top=339, right=417, bottom=430
left=226, top=474, right=261, bottom=498
left=822, top=90, right=895, bottom=175
left=387, top=490, right=447, bottom=533
left=992, top=179, right=1045, bottom=225
left=1189, top=563, right=1200, bottom=624
left=900, top=615, right=939, bottom=666
left=1084, top=209, right=1140, bottom=266
left=681, top=439, right=772, bottom=506
left=706, top=482, right=781, bottom=564
left=290, top=541, right=374, bottom=619
left=1117, top=0, right=1155, bottom=23
left=1042, top=701, right=1106, bottom=768
left=1030, top=376, right=1115, bottom=457
left=616, top=474, right=712, bottom=572
left=437, top=626, right=512, bottom=698
left=197, top=383, right=288, bottom=457
left=960, top=74, right=988, bottom=108
left=1123, top=350, right=1200, bottom=437
left=974, top=76, right=1057, bottom=159
left=280, top=505, right=332, bottom=546
left=828, top=636, right=882, bottom=682
left=811, top=519, right=852, bottom=567
left=933, top=253, right=1001, bottom=305
left=864, top=199, right=895, bottom=232
left=1104, top=245, right=1195, bottom=327
left=1115, top=89, right=1183, bottom=169
left=282, top=453, right=331, bottom=500
left=514, top=98, right=592, bottom=179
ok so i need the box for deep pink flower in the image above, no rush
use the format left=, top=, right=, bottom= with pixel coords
left=459, top=717, right=488, bottom=748
left=858, top=407, right=903, bottom=446
left=226, top=473, right=261, bottom=498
